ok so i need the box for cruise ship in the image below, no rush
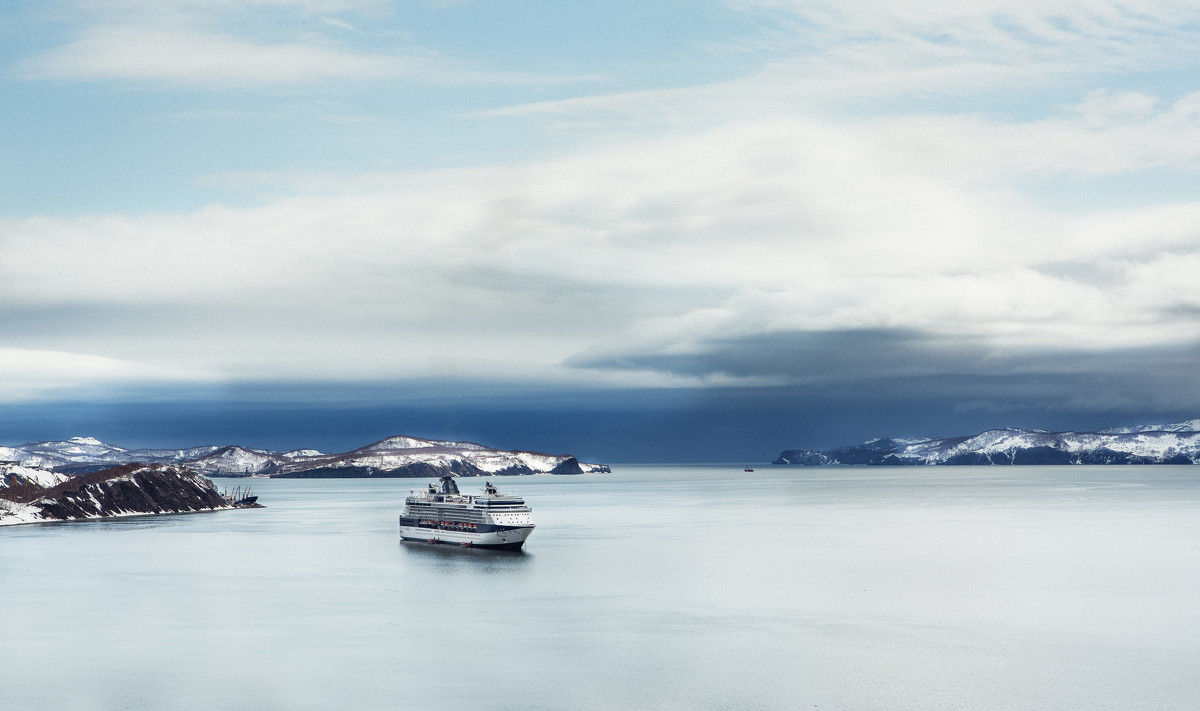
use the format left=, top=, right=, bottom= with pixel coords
left=398, top=475, right=535, bottom=550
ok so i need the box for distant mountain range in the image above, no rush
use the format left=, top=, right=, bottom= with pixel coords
left=0, top=435, right=610, bottom=477
left=775, top=419, right=1200, bottom=465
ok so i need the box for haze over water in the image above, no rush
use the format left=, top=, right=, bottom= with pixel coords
left=3, top=465, right=1199, bottom=710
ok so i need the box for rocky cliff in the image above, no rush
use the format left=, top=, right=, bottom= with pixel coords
left=0, top=463, right=233, bottom=526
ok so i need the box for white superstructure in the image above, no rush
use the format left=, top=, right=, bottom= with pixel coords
left=398, top=475, right=535, bottom=550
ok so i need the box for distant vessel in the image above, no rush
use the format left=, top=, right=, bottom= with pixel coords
left=398, top=475, right=535, bottom=550
left=221, top=484, right=263, bottom=508
left=744, top=467, right=754, bottom=472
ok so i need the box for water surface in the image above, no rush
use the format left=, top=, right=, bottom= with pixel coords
left=3, top=465, right=1199, bottom=710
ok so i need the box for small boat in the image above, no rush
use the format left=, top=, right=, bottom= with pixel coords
left=744, top=467, right=754, bottom=472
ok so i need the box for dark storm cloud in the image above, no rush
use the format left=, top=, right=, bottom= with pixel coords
left=569, top=329, right=985, bottom=383
left=568, top=327, right=1200, bottom=415
left=5, top=371, right=1195, bottom=463
left=4, top=326, right=1198, bottom=462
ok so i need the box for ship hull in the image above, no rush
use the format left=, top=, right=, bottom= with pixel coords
left=399, top=520, right=535, bottom=550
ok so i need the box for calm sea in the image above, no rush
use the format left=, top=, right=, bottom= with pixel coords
left=2, top=465, right=1199, bottom=710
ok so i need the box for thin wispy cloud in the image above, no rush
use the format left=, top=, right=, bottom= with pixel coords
left=16, top=25, right=571, bottom=85
left=746, top=0, right=1200, bottom=68
left=490, top=0, right=1200, bottom=128
left=16, top=0, right=592, bottom=87
left=19, top=26, right=401, bottom=83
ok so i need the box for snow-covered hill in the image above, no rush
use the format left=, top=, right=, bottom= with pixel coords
left=1097, top=418, right=1200, bottom=434
left=776, top=419, right=1200, bottom=466
left=0, top=436, right=220, bottom=472
left=0, top=435, right=609, bottom=478
left=258, top=435, right=609, bottom=478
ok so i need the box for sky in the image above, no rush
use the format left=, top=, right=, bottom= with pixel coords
left=3, top=0, right=1200, bottom=462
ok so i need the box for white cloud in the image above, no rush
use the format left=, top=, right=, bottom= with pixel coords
left=4, top=103, right=1200, bottom=395
left=76, top=0, right=392, bottom=17
left=17, top=0, right=580, bottom=87
left=0, top=348, right=217, bottom=402
left=737, top=0, right=1200, bottom=63
left=488, top=0, right=1200, bottom=131
left=18, top=25, right=476, bottom=85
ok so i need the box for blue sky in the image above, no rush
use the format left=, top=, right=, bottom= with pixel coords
left=3, top=0, right=1200, bottom=461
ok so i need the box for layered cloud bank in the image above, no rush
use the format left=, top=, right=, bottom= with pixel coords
left=5, top=110, right=1199, bottom=399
